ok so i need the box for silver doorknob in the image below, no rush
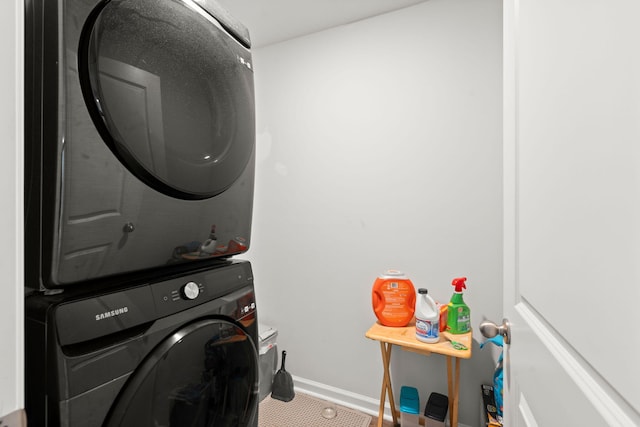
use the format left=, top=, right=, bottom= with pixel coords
left=480, top=318, right=511, bottom=344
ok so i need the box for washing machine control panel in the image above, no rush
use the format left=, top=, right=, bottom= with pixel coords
left=182, top=281, right=200, bottom=300
left=150, top=262, right=254, bottom=318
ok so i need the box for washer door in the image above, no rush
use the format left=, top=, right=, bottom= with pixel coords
left=105, top=319, right=258, bottom=426
left=79, top=0, right=255, bottom=200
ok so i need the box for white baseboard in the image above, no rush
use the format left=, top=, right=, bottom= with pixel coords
left=292, top=375, right=385, bottom=420
left=291, top=375, right=472, bottom=427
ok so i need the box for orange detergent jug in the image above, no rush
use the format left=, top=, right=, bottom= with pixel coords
left=372, top=270, right=416, bottom=327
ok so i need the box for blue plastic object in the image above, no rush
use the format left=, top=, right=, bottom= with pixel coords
left=480, top=335, right=504, bottom=419
left=400, top=386, right=420, bottom=415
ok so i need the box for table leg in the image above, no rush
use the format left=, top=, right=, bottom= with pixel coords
left=383, top=343, right=398, bottom=426
left=445, top=356, right=460, bottom=427
left=377, top=342, right=398, bottom=427
left=376, top=342, right=386, bottom=427
left=446, top=356, right=453, bottom=425
left=452, top=357, right=460, bottom=427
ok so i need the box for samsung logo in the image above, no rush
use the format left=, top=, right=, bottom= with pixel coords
left=95, top=307, right=129, bottom=321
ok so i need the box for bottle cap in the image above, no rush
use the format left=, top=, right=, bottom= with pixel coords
left=451, top=277, right=467, bottom=292
left=382, top=269, right=406, bottom=278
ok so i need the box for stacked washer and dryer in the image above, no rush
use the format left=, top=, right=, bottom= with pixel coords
left=24, top=0, right=259, bottom=425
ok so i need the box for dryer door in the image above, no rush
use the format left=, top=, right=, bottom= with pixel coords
left=105, top=318, right=258, bottom=427
left=79, top=0, right=255, bottom=200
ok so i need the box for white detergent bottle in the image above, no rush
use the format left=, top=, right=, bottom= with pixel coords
left=415, top=288, right=439, bottom=343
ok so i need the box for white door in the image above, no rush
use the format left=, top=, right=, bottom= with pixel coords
left=500, top=0, right=640, bottom=425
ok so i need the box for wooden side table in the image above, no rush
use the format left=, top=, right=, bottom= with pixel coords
left=365, top=321, right=472, bottom=427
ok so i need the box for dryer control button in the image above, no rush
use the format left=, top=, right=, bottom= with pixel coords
left=182, top=282, right=200, bottom=300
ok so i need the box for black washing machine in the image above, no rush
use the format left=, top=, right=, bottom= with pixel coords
left=25, top=260, right=259, bottom=427
left=25, top=0, right=256, bottom=291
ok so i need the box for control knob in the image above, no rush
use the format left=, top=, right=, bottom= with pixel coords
left=182, top=281, right=200, bottom=300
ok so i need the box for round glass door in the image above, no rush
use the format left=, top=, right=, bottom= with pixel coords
left=104, top=319, right=258, bottom=426
left=79, top=0, right=255, bottom=199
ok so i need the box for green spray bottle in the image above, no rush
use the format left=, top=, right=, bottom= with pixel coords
left=447, top=277, right=471, bottom=334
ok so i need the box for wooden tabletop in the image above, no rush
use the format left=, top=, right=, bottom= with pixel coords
left=365, top=320, right=472, bottom=359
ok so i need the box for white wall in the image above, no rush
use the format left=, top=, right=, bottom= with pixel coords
left=0, top=0, right=24, bottom=420
left=245, top=0, right=502, bottom=424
